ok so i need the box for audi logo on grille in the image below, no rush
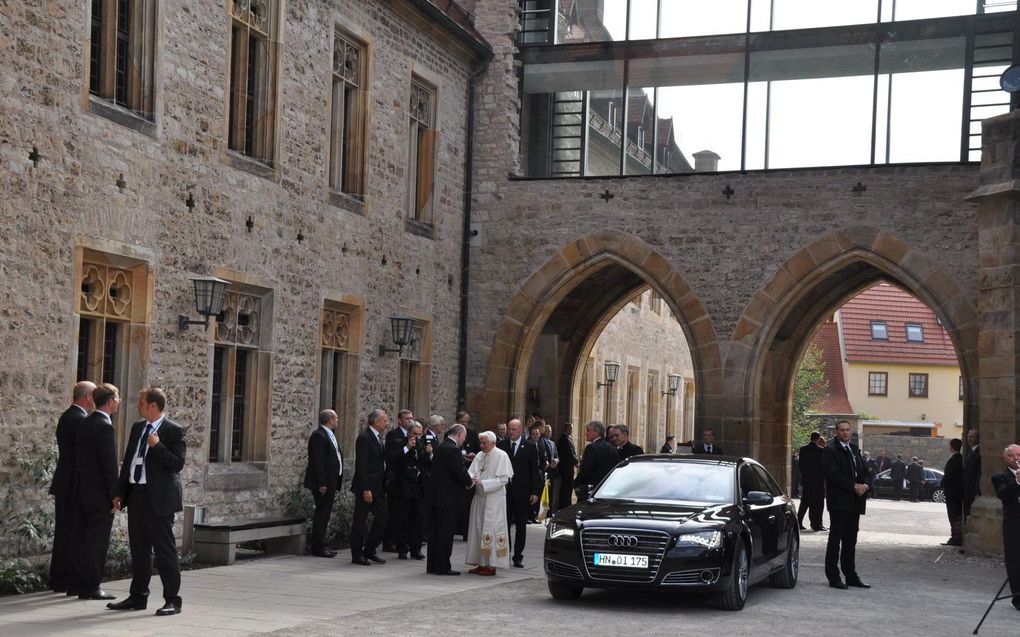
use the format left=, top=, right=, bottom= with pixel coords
left=607, top=534, right=639, bottom=548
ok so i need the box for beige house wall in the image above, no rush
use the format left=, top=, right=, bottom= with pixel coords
left=845, top=362, right=963, bottom=438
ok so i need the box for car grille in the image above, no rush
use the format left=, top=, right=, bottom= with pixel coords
left=661, top=568, right=720, bottom=586
left=580, top=528, right=670, bottom=583
left=545, top=559, right=584, bottom=580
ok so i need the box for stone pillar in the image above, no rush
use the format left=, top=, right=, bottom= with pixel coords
left=966, top=108, right=1020, bottom=555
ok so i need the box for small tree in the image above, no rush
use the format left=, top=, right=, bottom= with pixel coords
left=792, top=344, right=828, bottom=450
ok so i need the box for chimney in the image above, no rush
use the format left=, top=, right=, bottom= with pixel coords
left=693, top=150, right=721, bottom=172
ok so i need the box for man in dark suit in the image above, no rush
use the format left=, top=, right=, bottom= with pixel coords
left=906, top=457, right=924, bottom=502
left=350, top=409, right=389, bottom=565
left=940, top=438, right=964, bottom=547
left=383, top=409, right=416, bottom=552
left=557, top=423, right=578, bottom=510
left=798, top=432, right=826, bottom=532
left=660, top=435, right=675, bottom=454
left=389, top=420, right=429, bottom=560
left=48, top=380, right=94, bottom=594
left=821, top=420, right=873, bottom=590
left=72, top=383, right=121, bottom=601
left=692, top=428, right=722, bottom=454
left=608, top=424, right=644, bottom=460
left=497, top=418, right=542, bottom=567
left=528, top=422, right=549, bottom=522
left=992, top=444, right=1020, bottom=610
left=426, top=424, right=473, bottom=575
left=890, top=454, right=907, bottom=501
left=455, top=410, right=480, bottom=540
left=963, top=427, right=982, bottom=517
left=107, top=387, right=186, bottom=616
left=574, top=420, right=619, bottom=498
left=303, top=409, right=343, bottom=558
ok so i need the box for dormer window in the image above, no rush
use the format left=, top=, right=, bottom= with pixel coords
left=870, top=321, right=888, bottom=340
left=905, top=323, right=924, bottom=343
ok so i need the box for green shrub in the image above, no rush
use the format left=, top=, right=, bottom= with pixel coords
left=278, top=484, right=356, bottom=550
left=0, top=559, right=46, bottom=595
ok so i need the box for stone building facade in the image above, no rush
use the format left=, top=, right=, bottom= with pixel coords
left=0, top=0, right=489, bottom=532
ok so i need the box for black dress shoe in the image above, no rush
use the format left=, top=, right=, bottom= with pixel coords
left=107, top=597, right=147, bottom=611
left=352, top=557, right=372, bottom=566
left=65, top=590, right=80, bottom=597
left=365, top=554, right=386, bottom=564
left=382, top=544, right=397, bottom=553
left=813, top=526, right=828, bottom=532
left=940, top=539, right=963, bottom=547
left=512, top=560, right=524, bottom=568
left=829, top=580, right=848, bottom=589
left=410, top=553, right=426, bottom=560
left=79, top=590, right=116, bottom=600
left=155, top=601, right=181, bottom=616
left=438, top=570, right=461, bottom=576
left=312, top=549, right=336, bottom=558
left=397, top=553, right=408, bottom=560
left=846, top=579, right=871, bottom=589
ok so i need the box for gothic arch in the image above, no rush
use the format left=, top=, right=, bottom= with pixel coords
left=474, top=229, right=721, bottom=428
left=726, top=226, right=978, bottom=482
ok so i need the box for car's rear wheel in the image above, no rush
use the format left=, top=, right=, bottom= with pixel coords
left=768, top=532, right=799, bottom=589
left=714, top=541, right=748, bottom=610
left=932, top=488, right=946, bottom=503
left=548, top=581, right=583, bottom=600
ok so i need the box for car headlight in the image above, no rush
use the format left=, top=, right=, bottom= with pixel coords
left=676, top=530, right=722, bottom=549
left=547, top=519, right=576, bottom=540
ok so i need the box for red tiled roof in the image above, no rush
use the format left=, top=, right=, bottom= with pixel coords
left=809, top=318, right=855, bottom=414
left=839, top=283, right=958, bottom=366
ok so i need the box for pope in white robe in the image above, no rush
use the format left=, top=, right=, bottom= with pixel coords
left=466, top=431, right=514, bottom=574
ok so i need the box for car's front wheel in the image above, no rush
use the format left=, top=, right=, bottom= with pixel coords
left=768, top=532, right=799, bottom=589
left=714, top=541, right=748, bottom=610
left=932, top=488, right=946, bottom=503
left=548, top=581, right=583, bottom=600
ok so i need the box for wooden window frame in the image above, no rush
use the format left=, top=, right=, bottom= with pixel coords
left=908, top=372, right=929, bottom=398
left=397, top=319, right=432, bottom=417
left=868, top=371, right=888, bottom=396
left=407, top=77, right=437, bottom=225
left=329, top=29, right=368, bottom=198
left=86, top=0, right=157, bottom=121
left=227, top=0, right=280, bottom=166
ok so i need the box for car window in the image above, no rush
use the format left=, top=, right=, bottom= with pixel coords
left=751, top=464, right=784, bottom=497
left=924, top=469, right=936, bottom=480
left=739, top=465, right=758, bottom=497
left=596, top=461, right=735, bottom=504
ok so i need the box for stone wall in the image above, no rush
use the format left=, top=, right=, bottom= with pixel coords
left=861, top=435, right=953, bottom=471
left=0, top=0, right=479, bottom=528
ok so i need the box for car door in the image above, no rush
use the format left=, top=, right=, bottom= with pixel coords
left=739, top=464, right=771, bottom=570
left=749, top=464, right=786, bottom=569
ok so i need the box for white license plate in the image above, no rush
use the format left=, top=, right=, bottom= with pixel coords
left=594, top=553, right=648, bottom=568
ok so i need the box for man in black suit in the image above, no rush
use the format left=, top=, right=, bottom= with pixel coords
left=350, top=409, right=389, bottom=565
left=692, top=428, right=722, bottom=455
left=992, top=444, right=1020, bottom=610
left=660, top=435, right=675, bottom=454
left=455, top=410, right=480, bottom=540
left=497, top=418, right=542, bottom=567
left=906, top=457, right=924, bottom=502
left=48, top=380, right=94, bottom=594
left=426, top=424, right=473, bottom=575
left=303, top=409, right=343, bottom=558
left=940, top=438, right=964, bottom=547
left=798, top=432, right=826, bottom=532
left=389, top=420, right=429, bottom=560
left=608, top=424, right=644, bottom=460
left=963, top=427, right=982, bottom=517
left=557, top=423, right=578, bottom=510
left=821, top=420, right=872, bottom=590
left=383, top=409, right=416, bottom=552
left=574, top=420, right=619, bottom=498
left=72, top=383, right=121, bottom=601
left=107, top=387, right=187, bottom=616
left=528, top=422, right=549, bottom=522
left=890, top=454, right=907, bottom=501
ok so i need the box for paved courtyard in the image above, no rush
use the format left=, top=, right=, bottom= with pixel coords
left=1, top=499, right=1014, bottom=637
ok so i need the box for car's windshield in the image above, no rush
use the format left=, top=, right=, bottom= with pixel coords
left=595, top=462, right=735, bottom=505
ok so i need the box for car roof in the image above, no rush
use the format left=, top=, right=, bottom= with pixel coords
left=622, top=454, right=753, bottom=467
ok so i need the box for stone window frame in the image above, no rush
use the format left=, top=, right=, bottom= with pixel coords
left=328, top=27, right=369, bottom=205
left=870, top=320, right=888, bottom=340
left=85, top=0, right=159, bottom=134
left=645, top=369, right=660, bottom=450
left=648, top=290, right=663, bottom=315
left=397, top=317, right=433, bottom=418
left=319, top=298, right=364, bottom=450
left=959, top=375, right=964, bottom=401
left=625, top=365, right=640, bottom=442
left=208, top=278, right=274, bottom=465
left=224, top=0, right=283, bottom=175
left=908, top=372, right=929, bottom=398
left=406, top=75, right=438, bottom=237
left=904, top=322, right=924, bottom=343
left=75, top=244, right=154, bottom=453
left=868, top=371, right=888, bottom=396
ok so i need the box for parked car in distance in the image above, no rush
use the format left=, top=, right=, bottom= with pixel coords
left=544, top=455, right=799, bottom=610
left=870, top=467, right=946, bottom=502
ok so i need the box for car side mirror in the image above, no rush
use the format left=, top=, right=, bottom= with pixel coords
left=743, top=491, right=774, bottom=506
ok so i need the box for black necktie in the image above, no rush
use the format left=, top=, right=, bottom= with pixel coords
left=845, top=445, right=859, bottom=480
left=133, top=424, right=153, bottom=482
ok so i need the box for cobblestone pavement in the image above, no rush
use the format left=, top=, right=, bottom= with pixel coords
left=1, top=499, right=1015, bottom=637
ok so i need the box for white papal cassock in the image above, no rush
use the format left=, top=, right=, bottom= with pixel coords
left=466, top=446, right=514, bottom=568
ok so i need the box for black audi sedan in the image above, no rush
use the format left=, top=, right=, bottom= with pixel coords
left=870, top=467, right=946, bottom=502
left=544, top=455, right=799, bottom=610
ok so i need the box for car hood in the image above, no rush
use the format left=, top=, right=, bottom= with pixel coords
left=557, top=500, right=737, bottom=533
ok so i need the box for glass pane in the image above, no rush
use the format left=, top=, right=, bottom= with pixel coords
left=749, top=42, right=875, bottom=168
left=628, top=0, right=658, bottom=40
left=659, top=0, right=749, bottom=38
left=624, top=88, right=657, bottom=174
left=764, top=0, right=879, bottom=31
left=596, top=461, right=735, bottom=504
left=585, top=87, right=627, bottom=175
left=878, top=35, right=966, bottom=163
left=629, top=49, right=746, bottom=172
left=887, top=0, right=978, bottom=21
left=559, top=0, right=629, bottom=43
